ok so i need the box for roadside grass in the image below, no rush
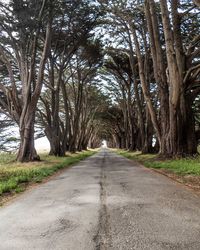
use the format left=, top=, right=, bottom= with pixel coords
left=0, top=150, right=97, bottom=199
left=115, top=149, right=200, bottom=176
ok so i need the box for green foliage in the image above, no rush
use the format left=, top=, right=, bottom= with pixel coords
left=0, top=153, right=16, bottom=165
left=80, top=39, right=104, bottom=67
left=0, top=118, right=19, bottom=152
left=116, top=150, right=200, bottom=176
left=144, top=158, right=200, bottom=175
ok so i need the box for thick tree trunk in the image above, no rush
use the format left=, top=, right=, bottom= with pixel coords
left=184, top=102, right=197, bottom=155
left=168, top=95, right=197, bottom=156
left=145, top=0, right=170, bottom=155
left=69, top=138, right=77, bottom=153
left=159, top=0, right=180, bottom=156
left=49, top=139, right=65, bottom=156
left=16, top=20, right=51, bottom=162
left=160, top=0, right=197, bottom=156
left=131, top=26, right=162, bottom=148
left=127, top=28, right=146, bottom=151
left=142, top=108, right=154, bottom=153
left=17, top=115, right=39, bottom=162
left=45, top=127, right=65, bottom=156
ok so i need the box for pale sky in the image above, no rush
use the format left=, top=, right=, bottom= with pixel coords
left=35, top=137, right=50, bottom=153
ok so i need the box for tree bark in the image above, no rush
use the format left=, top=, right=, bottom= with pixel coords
left=131, top=26, right=162, bottom=148
left=145, top=0, right=170, bottom=155
left=17, top=112, right=39, bottom=162
left=160, top=0, right=197, bottom=156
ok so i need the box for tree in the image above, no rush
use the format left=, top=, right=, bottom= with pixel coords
left=37, top=0, right=102, bottom=156
left=0, top=0, right=52, bottom=161
left=0, top=116, right=19, bottom=152
left=0, top=0, right=199, bottom=158
left=159, top=0, right=200, bottom=155
left=38, top=37, right=104, bottom=155
left=98, top=0, right=200, bottom=156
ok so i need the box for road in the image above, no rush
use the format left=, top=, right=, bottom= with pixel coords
left=0, top=149, right=200, bottom=250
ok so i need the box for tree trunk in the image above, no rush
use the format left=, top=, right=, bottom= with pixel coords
left=45, top=126, right=65, bottom=156
left=160, top=0, right=197, bottom=156
left=145, top=0, right=170, bottom=155
left=142, top=108, right=154, bottom=153
left=16, top=20, right=52, bottom=162
left=131, top=26, right=162, bottom=148
left=17, top=114, right=39, bottom=162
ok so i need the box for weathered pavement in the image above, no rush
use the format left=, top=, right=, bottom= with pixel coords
left=1, top=149, right=200, bottom=250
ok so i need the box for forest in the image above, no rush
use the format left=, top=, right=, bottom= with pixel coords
left=0, top=0, right=200, bottom=162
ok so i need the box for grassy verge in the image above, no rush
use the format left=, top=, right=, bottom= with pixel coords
left=115, top=149, right=200, bottom=176
left=0, top=150, right=97, bottom=201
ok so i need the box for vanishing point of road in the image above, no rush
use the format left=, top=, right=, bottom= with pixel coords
left=0, top=149, right=200, bottom=250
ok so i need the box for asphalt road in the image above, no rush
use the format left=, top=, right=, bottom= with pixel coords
left=0, top=149, right=200, bottom=250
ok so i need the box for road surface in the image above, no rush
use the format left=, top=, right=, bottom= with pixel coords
left=0, top=149, right=200, bottom=250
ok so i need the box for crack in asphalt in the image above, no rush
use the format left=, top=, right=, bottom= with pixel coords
left=40, top=218, right=76, bottom=238
left=94, top=151, right=112, bottom=250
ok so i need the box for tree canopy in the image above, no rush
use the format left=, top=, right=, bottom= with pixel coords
left=0, top=0, right=199, bottom=161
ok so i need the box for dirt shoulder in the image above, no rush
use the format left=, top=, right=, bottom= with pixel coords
left=151, top=168, right=200, bottom=194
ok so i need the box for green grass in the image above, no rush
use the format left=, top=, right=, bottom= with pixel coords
left=115, top=149, right=200, bottom=176
left=0, top=150, right=97, bottom=198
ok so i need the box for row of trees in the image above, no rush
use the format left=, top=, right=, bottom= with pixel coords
left=0, top=0, right=199, bottom=161
left=0, top=0, right=109, bottom=161
left=97, top=0, right=200, bottom=157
